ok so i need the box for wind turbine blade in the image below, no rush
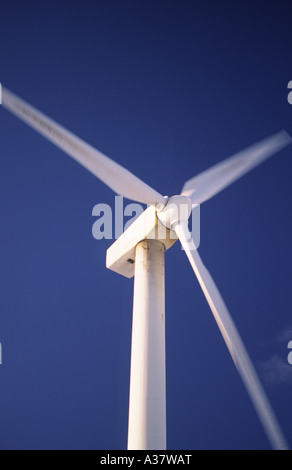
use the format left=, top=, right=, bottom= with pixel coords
left=181, top=131, right=291, bottom=205
left=1, top=86, right=165, bottom=205
left=174, top=220, right=289, bottom=451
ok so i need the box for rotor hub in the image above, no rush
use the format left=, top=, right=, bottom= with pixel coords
left=156, top=195, right=192, bottom=230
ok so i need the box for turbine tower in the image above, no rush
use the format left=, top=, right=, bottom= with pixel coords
left=1, top=85, right=291, bottom=450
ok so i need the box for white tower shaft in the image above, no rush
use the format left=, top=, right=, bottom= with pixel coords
left=127, top=239, right=166, bottom=450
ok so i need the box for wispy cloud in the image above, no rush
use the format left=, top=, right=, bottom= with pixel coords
left=277, top=327, right=292, bottom=344
left=260, top=355, right=292, bottom=388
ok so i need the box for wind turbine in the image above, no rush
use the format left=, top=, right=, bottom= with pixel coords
left=1, top=85, right=291, bottom=450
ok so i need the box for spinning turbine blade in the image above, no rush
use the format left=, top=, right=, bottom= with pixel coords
left=182, top=131, right=291, bottom=205
left=1, top=87, right=165, bottom=206
left=174, top=221, right=289, bottom=451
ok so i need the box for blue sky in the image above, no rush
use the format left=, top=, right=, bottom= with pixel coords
left=0, top=0, right=292, bottom=450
